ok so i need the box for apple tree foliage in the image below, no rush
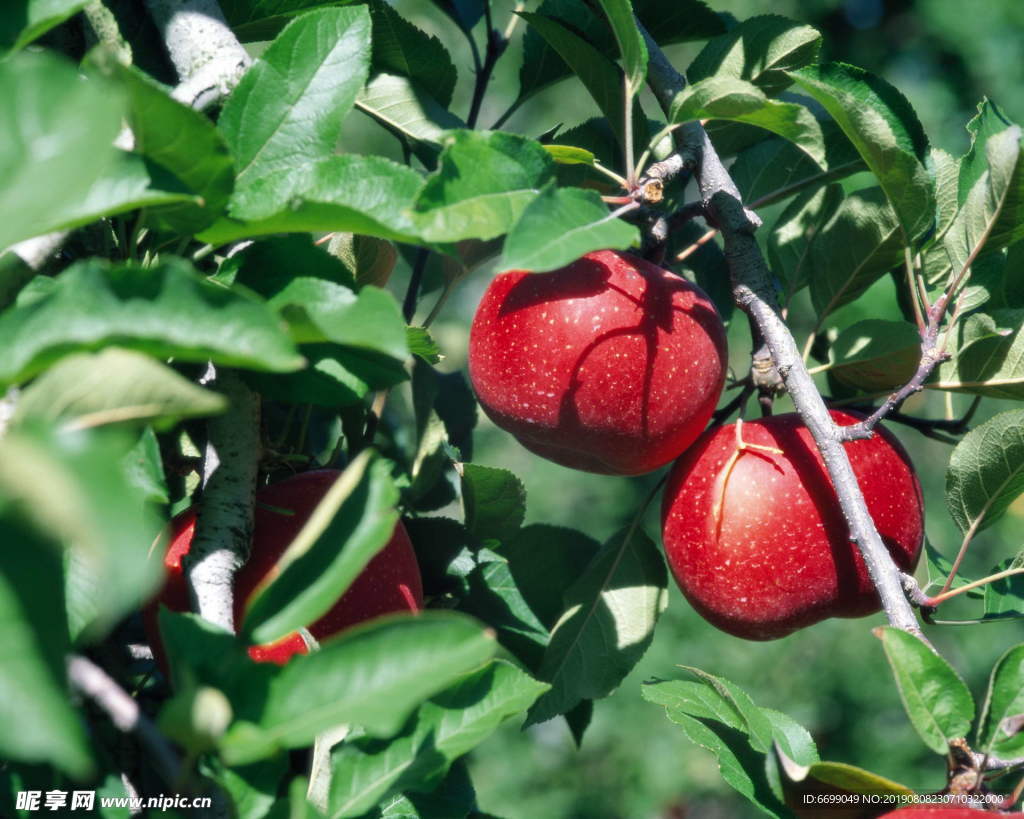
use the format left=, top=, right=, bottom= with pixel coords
left=0, top=0, right=1023, bottom=816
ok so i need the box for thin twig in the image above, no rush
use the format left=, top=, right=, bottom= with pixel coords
left=403, top=248, right=429, bottom=322
left=467, top=0, right=508, bottom=128
left=926, top=567, right=1024, bottom=607
left=68, top=655, right=183, bottom=786
left=676, top=227, right=718, bottom=262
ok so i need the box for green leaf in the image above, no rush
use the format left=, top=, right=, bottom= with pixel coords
left=876, top=626, right=974, bottom=754
left=826, top=320, right=921, bottom=392
left=220, top=7, right=372, bottom=198
left=517, top=0, right=611, bottom=103
left=944, top=101, right=1024, bottom=276
left=232, top=243, right=410, bottom=404
left=328, top=661, right=548, bottom=817
left=460, top=464, right=526, bottom=544
left=945, top=409, right=1024, bottom=538
left=111, top=62, right=235, bottom=234
left=408, top=327, right=442, bottom=365
left=369, top=0, right=456, bottom=107
left=517, top=13, right=635, bottom=151
left=527, top=527, right=667, bottom=725
left=231, top=234, right=356, bottom=291
left=0, top=257, right=303, bottom=387
left=12, top=349, right=227, bottom=431
left=669, top=77, right=826, bottom=168
left=935, top=310, right=1024, bottom=398
left=0, top=513, right=92, bottom=778
left=499, top=185, right=638, bottom=273
left=275, top=283, right=408, bottom=360
left=246, top=343, right=404, bottom=407
left=789, top=62, right=934, bottom=242
left=642, top=679, right=748, bottom=731
left=955, top=245, right=1024, bottom=313
left=461, top=549, right=551, bottom=671
left=266, top=776, right=326, bottom=819
left=502, top=525, right=600, bottom=629
left=591, top=0, right=647, bottom=95
left=356, top=73, right=464, bottom=148
left=766, top=183, right=844, bottom=296
left=807, top=187, right=905, bottom=318
left=543, top=145, right=596, bottom=165
left=0, top=0, right=87, bottom=52
left=203, top=155, right=424, bottom=245
left=652, top=711, right=785, bottom=816
left=800, top=762, right=914, bottom=798
left=0, top=425, right=163, bottom=643
left=158, top=610, right=274, bottom=714
left=222, top=613, right=496, bottom=763
left=762, top=709, right=819, bottom=769
left=930, top=146, right=960, bottom=241
left=677, top=668, right=775, bottom=753
left=984, top=555, right=1024, bottom=621
left=688, top=15, right=821, bottom=95
left=243, top=453, right=400, bottom=646
left=730, top=127, right=863, bottom=208
left=0, top=51, right=124, bottom=251
left=43, top=150, right=197, bottom=236
left=978, top=644, right=1024, bottom=757
left=414, top=130, right=554, bottom=243
left=373, top=761, right=477, bottom=819
left=204, top=755, right=288, bottom=819
left=642, top=675, right=778, bottom=758
left=122, top=427, right=169, bottom=505
left=634, top=0, right=724, bottom=46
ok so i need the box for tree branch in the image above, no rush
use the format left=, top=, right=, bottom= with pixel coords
left=67, top=655, right=182, bottom=785
left=466, top=0, right=509, bottom=129
left=639, top=25, right=924, bottom=638
left=145, top=0, right=251, bottom=111
left=186, top=368, right=261, bottom=631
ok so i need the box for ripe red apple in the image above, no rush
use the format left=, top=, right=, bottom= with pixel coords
left=661, top=410, right=923, bottom=640
left=144, top=470, right=423, bottom=666
left=877, top=805, right=1024, bottom=816
left=467, top=249, right=727, bottom=475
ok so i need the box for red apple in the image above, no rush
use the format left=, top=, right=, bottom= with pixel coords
left=467, top=249, right=727, bottom=475
left=661, top=410, right=923, bottom=640
left=144, top=469, right=423, bottom=666
left=877, top=806, right=1023, bottom=816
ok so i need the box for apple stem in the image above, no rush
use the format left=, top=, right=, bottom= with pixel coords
left=185, top=368, right=261, bottom=632
left=638, top=22, right=929, bottom=643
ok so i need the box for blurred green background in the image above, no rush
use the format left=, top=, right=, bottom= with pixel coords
left=366, top=1, right=1024, bottom=816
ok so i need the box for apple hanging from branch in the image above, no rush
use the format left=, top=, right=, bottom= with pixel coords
left=468, top=249, right=728, bottom=475
left=144, top=470, right=423, bottom=666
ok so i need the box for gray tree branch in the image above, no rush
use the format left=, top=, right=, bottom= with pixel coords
left=186, top=368, right=261, bottom=631
left=639, top=26, right=924, bottom=637
left=145, top=0, right=251, bottom=111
